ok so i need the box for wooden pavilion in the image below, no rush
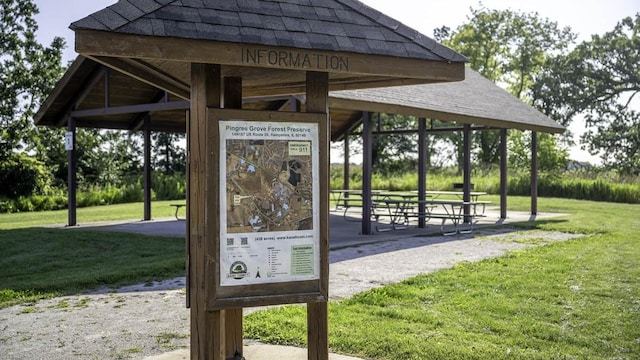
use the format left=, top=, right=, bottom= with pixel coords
left=36, top=61, right=564, bottom=233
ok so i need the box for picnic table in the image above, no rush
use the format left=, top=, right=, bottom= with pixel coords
left=330, top=190, right=419, bottom=221
left=423, top=190, right=488, bottom=202
left=330, top=189, right=384, bottom=222
left=372, top=198, right=491, bottom=235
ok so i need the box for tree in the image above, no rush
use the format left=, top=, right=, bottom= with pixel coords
left=436, top=6, right=575, bottom=169
left=533, top=15, right=640, bottom=174
left=0, top=0, right=65, bottom=198
left=97, top=130, right=143, bottom=184
left=508, top=131, right=569, bottom=173
left=441, top=6, right=575, bottom=100
left=0, top=0, right=65, bottom=157
left=153, top=132, right=186, bottom=175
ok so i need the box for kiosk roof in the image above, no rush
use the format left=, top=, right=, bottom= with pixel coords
left=70, top=0, right=467, bottom=63
left=69, top=0, right=467, bottom=97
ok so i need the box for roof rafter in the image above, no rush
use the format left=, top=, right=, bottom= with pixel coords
left=90, top=56, right=190, bottom=100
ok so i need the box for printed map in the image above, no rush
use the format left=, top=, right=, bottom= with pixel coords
left=225, top=139, right=313, bottom=233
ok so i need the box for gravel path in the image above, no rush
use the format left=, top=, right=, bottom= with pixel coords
left=0, top=228, right=582, bottom=360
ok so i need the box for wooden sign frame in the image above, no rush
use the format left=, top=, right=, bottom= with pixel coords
left=206, top=108, right=329, bottom=310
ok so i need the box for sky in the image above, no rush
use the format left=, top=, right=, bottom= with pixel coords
left=33, top=0, right=640, bottom=163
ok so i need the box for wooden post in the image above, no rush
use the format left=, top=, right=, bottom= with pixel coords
left=222, top=76, right=244, bottom=359
left=343, top=136, right=350, bottom=191
left=67, top=117, right=77, bottom=227
left=500, top=129, right=508, bottom=219
left=361, top=111, right=373, bottom=236
left=462, top=124, right=471, bottom=222
left=531, top=131, right=539, bottom=216
left=418, top=118, right=427, bottom=228
left=189, top=63, right=224, bottom=360
left=305, top=71, right=329, bottom=360
left=143, top=115, right=152, bottom=221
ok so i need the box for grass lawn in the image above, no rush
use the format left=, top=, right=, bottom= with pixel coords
left=0, top=201, right=185, bottom=308
left=1, top=197, right=638, bottom=359
left=0, top=200, right=182, bottom=230
left=244, top=197, right=640, bottom=359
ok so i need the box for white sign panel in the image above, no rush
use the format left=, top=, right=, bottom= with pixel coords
left=219, top=120, right=320, bottom=286
left=64, top=132, right=74, bottom=151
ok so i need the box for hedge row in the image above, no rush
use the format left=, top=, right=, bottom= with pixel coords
left=0, top=173, right=186, bottom=214
left=330, top=172, right=640, bottom=204
left=2, top=172, right=638, bottom=214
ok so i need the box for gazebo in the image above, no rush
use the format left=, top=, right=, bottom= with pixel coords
left=37, top=63, right=564, bottom=233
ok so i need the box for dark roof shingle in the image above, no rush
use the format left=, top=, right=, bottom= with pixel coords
left=331, top=67, right=566, bottom=133
left=70, top=0, right=467, bottom=63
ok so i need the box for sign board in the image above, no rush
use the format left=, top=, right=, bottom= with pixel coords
left=64, top=131, right=74, bottom=151
left=219, top=120, right=320, bottom=286
left=207, top=109, right=328, bottom=310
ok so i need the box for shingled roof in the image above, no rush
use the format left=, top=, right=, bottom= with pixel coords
left=70, top=0, right=467, bottom=63
left=330, top=67, right=565, bottom=134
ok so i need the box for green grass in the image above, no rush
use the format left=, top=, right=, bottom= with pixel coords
left=0, top=200, right=183, bottom=230
left=2, top=196, right=639, bottom=358
left=0, top=200, right=186, bottom=308
left=0, top=227, right=184, bottom=308
left=244, top=197, right=640, bottom=359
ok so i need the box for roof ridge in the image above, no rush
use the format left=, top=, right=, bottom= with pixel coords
left=334, top=0, right=467, bottom=63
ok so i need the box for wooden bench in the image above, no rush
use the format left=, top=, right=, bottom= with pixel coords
left=170, top=203, right=186, bottom=221
left=453, top=182, right=474, bottom=190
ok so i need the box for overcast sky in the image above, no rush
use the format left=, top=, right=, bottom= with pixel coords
left=33, top=0, right=639, bottom=163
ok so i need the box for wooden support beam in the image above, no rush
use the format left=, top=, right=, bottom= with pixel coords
left=104, top=68, right=111, bottom=108
left=349, top=125, right=496, bottom=136
left=91, top=56, right=190, bottom=100
left=71, top=100, right=189, bottom=118
left=76, top=29, right=465, bottom=82
left=333, top=112, right=364, bottom=142
left=189, top=63, right=223, bottom=360
left=418, top=118, right=427, bottom=228
left=185, top=109, right=191, bottom=310
left=290, top=96, right=301, bottom=112
left=67, top=117, right=77, bottom=227
left=305, top=71, right=329, bottom=360
left=56, top=67, right=105, bottom=126
left=500, top=129, right=508, bottom=219
left=270, top=98, right=291, bottom=111
left=130, top=91, right=169, bottom=131
left=143, top=116, right=152, bottom=221
left=531, top=131, right=539, bottom=215
left=223, top=76, right=244, bottom=360
left=463, top=124, right=472, bottom=222
left=343, top=135, right=350, bottom=191
left=361, top=111, right=373, bottom=236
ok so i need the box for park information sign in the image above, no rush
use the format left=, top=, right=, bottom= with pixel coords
left=219, top=120, right=320, bottom=287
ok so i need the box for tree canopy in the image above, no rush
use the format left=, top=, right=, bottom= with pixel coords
left=0, top=0, right=65, bottom=156
left=435, top=6, right=574, bottom=171
left=533, top=14, right=640, bottom=174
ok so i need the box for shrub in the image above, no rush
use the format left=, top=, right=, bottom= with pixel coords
left=0, top=153, right=51, bottom=198
left=152, top=173, right=186, bottom=200
left=329, top=164, right=640, bottom=204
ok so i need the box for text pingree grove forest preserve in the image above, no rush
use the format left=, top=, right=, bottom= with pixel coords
left=242, top=48, right=350, bottom=71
